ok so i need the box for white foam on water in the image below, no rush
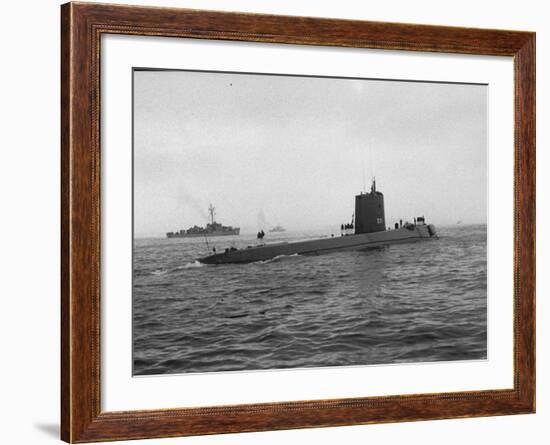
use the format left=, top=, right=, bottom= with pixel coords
left=259, top=253, right=301, bottom=264
left=150, top=261, right=207, bottom=275
left=179, top=260, right=207, bottom=269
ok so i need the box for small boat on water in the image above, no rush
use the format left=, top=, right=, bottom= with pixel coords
left=269, top=225, right=286, bottom=233
left=198, top=180, right=436, bottom=264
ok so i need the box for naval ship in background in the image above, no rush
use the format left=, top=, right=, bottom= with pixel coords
left=198, top=179, right=436, bottom=264
left=166, top=204, right=240, bottom=238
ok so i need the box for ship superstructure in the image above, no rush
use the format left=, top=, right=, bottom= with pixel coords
left=166, top=204, right=240, bottom=238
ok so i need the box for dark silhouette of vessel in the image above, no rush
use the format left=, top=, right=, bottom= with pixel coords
left=269, top=225, right=286, bottom=233
left=198, top=179, right=436, bottom=264
left=166, top=204, right=240, bottom=238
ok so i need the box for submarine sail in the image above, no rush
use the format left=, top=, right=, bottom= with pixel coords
left=354, top=178, right=385, bottom=234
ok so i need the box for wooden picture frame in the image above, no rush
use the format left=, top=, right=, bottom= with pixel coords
left=61, top=2, right=535, bottom=442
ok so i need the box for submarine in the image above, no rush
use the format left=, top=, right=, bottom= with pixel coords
left=198, top=179, right=437, bottom=265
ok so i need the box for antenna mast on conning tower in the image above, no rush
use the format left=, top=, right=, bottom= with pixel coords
left=362, top=160, right=366, bottom=194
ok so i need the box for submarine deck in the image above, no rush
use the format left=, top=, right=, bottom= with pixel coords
left=198, top=224, right=437, bottom=264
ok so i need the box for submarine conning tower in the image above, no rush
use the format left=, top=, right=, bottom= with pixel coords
left=355, top=179, right=386, bottom=234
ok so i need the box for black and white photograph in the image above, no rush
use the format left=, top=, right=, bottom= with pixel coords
left=132, top=68, right=487, bottom=376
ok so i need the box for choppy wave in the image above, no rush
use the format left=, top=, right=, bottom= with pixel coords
left=133, top=225, right=487, bottom=375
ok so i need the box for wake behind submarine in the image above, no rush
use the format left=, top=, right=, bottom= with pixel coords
left=198, top=180, right=437, bottom=265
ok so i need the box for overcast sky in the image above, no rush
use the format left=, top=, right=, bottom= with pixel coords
left=133, top=69, right=487, bottom=236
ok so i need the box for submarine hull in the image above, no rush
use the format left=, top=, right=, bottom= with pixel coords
left=198, top=224, right=437, bottom=264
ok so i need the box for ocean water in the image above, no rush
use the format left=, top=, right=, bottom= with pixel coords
left=133, top=225, right=487, bottom=375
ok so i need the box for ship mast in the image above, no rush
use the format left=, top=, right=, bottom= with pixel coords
left=208, top=203, right=216, bottom=225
